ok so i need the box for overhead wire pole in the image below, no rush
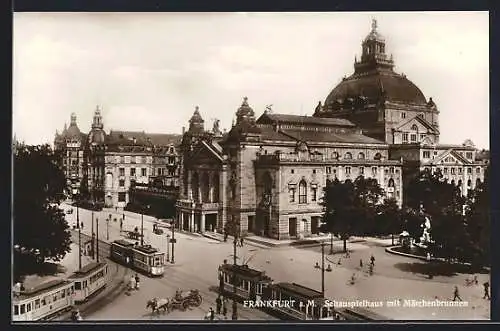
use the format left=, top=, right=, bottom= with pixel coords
left=321, top=242, right=325, bottom=296
left=91, top=210, right=95, bottom=259
left=76, top=195, right=82, bottom=270
left=232, top=234, right=238, bottom=320
left=96, top=217, right=100, bottom=262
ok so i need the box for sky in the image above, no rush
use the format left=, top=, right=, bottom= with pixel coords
left=13, top=12, right=489, bottom=149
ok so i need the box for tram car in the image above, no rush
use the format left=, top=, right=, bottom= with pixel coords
left=12, top=279, right=75, bottom=321
left=68, top=262, right=108, bottom=303
left=218, top=263, right=273, bottom=301
left=110, top=239, right=165, bottom=276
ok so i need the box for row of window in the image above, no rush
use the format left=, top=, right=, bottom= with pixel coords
left=119, top=167, right=148, bottom=177
left=425, top=167, right=481, bottom=175
left=13, top=287, right=74, bottom=315
left=326, top=166, right=396, bottom=176
left=221, top=273, right=264, bottom=295
left=289, top=184, right=318, bottom=204
left=402, top=132, right=426, bottom=143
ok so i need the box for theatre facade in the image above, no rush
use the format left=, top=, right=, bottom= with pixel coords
left=175, top=20, right=487, bottom=240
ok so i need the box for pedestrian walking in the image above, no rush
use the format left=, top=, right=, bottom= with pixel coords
left=452, top=285, right=462, bottom=301
left=222, top=299, right=228, bottom=317
left=135, top=274, right=140, bottom=290
left=129, top=275, right=136, bottom=291
left=368, top=264, right=374, bottom=275
left=474, top=275, right=478, bottom=285
left=483, top=282, right=490, bottom=300
left=81, top=222, right=84, bottom=229
left=209, top=307, right=215, bottom=321
left=370, top=254, right=375, bottom=266
left=359, top=259, right=363, bottom=268
left=216, top=296, right=222, bottom=314
left=120, top=219, right=123, bottom=231
left=240, top=236, right=244, bottom=247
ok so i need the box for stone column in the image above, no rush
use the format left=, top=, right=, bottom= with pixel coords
left=191, top=209, right=195, bottom=232
left=201, top=213, right=206, bottom=233
left=209, top=172, right=214, bottom=203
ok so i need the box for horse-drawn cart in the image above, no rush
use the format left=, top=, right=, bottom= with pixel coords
left=170, top=289, right=202, bottom=311
left=146, top=290, right=202, bottom=314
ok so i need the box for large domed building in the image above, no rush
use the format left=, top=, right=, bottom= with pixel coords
left=175, top=20, right=487, bottom=240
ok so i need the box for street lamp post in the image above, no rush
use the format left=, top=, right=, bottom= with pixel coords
left=96, top=218, right=100, bottom=263
left=166, top=234, right=170, bottom=262
left=91, top=210, right=95, bottom=259
left=232, top=236, right=238, bottom=320
left=170, top=220, right=175, bottom=263
left=141, top=206, right=149, bottom=246
left=314, top=242, right=332, bottom=297
left=76, top=194, right=82, bottom=270
left=106, top=218, right=110, bottom=240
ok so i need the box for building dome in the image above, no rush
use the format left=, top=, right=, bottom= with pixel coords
left=65, top=113, right=82, bottom=140
left=235, top=97, right=256, bottom=125
left=325, top=72, right=427, bottom=106
left=324, top=19, right=427, bottom=107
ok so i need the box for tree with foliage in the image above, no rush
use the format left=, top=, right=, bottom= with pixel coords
left=374, top=197, right=403, bottom=245
left=320, top=176, right=384, bottom=252
left=14, top=144, right=71, bottom=279
left=405, top=169, right=468, bottom=262
left=464, top=167, right=490, bottom=267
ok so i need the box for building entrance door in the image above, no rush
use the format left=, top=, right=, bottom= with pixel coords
left=248, top=216, right=254, bottom=233
left=289, top=218, right=297, bottom=238
left=205, top=214, right=217, bottom=231
left=311, top=217, right=320, bottom=235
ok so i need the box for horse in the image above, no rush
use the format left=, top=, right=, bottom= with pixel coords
left=146, top=298, right=170, bottom=314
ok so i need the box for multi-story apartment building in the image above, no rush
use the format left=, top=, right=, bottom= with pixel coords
left=54, top=113, right=86, bottom=196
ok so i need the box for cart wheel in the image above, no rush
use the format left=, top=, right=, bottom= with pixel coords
left=182, top=300, right=189, bottom=310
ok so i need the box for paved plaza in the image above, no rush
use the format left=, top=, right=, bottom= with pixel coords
left=62, top=203, right=490, bottom=320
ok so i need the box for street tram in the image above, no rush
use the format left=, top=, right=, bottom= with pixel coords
left=110, top=239, right=165, bottom=276
left=12, top=279, right=75, bottom=321
left=264, top=282, right=336, bottom=320
left=218, top=263, right=273, bottom=301
left=69, top=262, right=108, bottom=303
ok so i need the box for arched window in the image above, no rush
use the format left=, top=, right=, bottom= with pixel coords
left=388, top=178, right=395, bottom=187
left=476, top=178, right=481, bottom=187
left=344, top=152, right=352, bottom=160
left=358, top=152, right=365, bottom=160
left=374, top=153, right=382, bottom=161
left=411, top=124, right=419, bottom=131
left=467, top=179, right=472, bottom=187
left=298, top=180, right=307, bottom=204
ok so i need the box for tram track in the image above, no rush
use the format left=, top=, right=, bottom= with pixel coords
left=53, top=232, right=129, bottom=321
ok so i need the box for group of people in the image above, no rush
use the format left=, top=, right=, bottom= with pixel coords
left=71, top=309, right=82, bottom=321
left=453, top=281, right=490, bottom=301
left=207, top=296, right=229, bottom=320
left=128, top=273, right=141, bottom=292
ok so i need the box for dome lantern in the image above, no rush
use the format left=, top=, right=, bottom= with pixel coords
left=356, top=19, right=394, bottom=74
left=188, top=106, right=205, bottom=132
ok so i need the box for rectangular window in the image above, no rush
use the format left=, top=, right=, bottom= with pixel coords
left=466, top=152, right=473, bottom=159
left=168, top=156, right=175, bottom=164
left=359, top=167, right=364, bottom=175
left=467, top=167, right=472, bottom=174
left=119, top=168, right=125, bottom=176
left=20, top=304, right=25, bottom=314
left=420, top=133, right=426, bottom=140
left=289, top=189, right=295, bottom=202
left=291, top=169, right=295, bottom=174
left=451, top=168, right=456, bottom=175
left=458, top=168, right=462, bottom=174
left=119, top=179, right=125, bottom=187
left=401, top=112, right=406, bottom=119
left=423, top=151, right=430, bottom=158
left=390, top=167, right=395, bottom=174
left=345, top=167, right=351, bottom=174
left=141, top=168, right=147, bottom=177
left=130, top=168, right=136, bottom=177
left=14, top=305, right=18, bottom=315
left=118, top=192, right=126, bottom=202
left=74, top=282, right=81, bottom=290
left=131, top=156, right=136, bottom=163
left=402, top=133, right=408, bottom=142
left=326, top=166, right=331, bottom=174
left=444, top=168, right=448, bottom=174
left=372, top=167, right=377, bottom=176
left=476, top=167, right=481, bottom=174
left=26, top=303, right=31, bottom=312
left=410, top=134, right=417, bottom=142
left=312, top=169, right=316, bottom=174
left=35, top=299, right=40, bottom=309
left=120, top=156, right=125, bottom=163
left=311, top=188, right=317, bottom=202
